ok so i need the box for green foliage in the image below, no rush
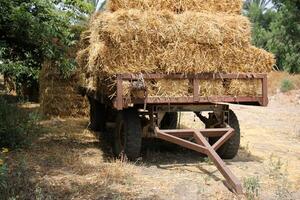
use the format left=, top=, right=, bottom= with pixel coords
left=0, top=98, right=40, bottom=149
left=0, top=0, right=93, bottom=89
left=243, top=176, right=261, bottom=200
left=244, top=0, right=300, bottom=73
left=267, top=155, right=293, bottom=199
left=280, top=79, right=294, bottom=92
left=0, top=159, right=8, bottom=191
left=267, top=0, right=300, bottom=73
left=244, top=1, right=275, bottom=48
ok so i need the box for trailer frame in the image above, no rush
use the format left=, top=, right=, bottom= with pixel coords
left=85, top=72, right=268, bottom=195
left=113, top=73, right=268, bottom=110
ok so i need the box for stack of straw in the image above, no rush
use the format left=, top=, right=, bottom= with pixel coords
left=77, top=0, right=275, bottom=98
left=40, top=61, right=89, bottom=117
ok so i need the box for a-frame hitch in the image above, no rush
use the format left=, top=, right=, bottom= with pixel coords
left=154, top=127, right=243, bottom=194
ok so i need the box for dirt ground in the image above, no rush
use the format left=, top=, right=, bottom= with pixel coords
left=2, top=89, right=299, bottom=200
left=1, top=71, right=299, bottom=200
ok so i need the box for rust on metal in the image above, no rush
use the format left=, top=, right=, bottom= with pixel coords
left=193, top=78, right=200, bottom=102
left=120, top=73, right=267, bottom=80
left=113, top=73, right=268, bottom=110
left=154, top=127, right=243, bottom=195
left=116, top=76, right=124, bottom=110
left=262, top=76, right=268, bottom=106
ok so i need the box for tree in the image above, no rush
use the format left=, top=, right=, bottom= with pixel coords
left=89, top=0, right=106, bottom=11
left=0, top=0, right=93, bottom=97
left=244, top=0, right=274, bottom=11
left=244, top=0, right=299, bottom=73
left=267, top=0, right=300, bottom=73
left=244, top=0, right=275, bottom=49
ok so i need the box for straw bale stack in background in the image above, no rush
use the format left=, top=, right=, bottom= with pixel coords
left=40, top=61, right=89, bottom=117
left=77, top=0, right=275, bottom=98
left=107, top=0, right=243, bottom=14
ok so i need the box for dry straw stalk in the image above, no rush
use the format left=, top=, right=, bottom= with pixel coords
left=107, top=0, right=243, bottom=14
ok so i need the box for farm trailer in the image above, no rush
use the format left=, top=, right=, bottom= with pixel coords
left=82, top=72, right=268, bottom=194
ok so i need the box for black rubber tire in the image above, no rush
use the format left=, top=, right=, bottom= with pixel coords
left=209, top=109, right=240, bottom=159
left=88, top=97, right=106, bottom=132
left=160, top=112, right=178, bottom=129
left=155, top=112, right=179, bottom=150
left=112, top=108, right=142, bottom=160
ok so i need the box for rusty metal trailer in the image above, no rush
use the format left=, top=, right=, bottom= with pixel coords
left=86, top=73, right=268, bottom=195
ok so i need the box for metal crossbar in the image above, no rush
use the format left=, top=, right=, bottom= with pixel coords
left=154, top=127, right=243, bottom=194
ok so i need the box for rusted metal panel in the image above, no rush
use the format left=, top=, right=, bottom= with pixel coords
left=112, top=73, right=268, bottom=110
left=120, top=73, right=267, bottom=80
left=132, top=96, right=264, bottom=104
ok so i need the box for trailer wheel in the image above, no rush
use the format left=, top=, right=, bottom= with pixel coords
left=209, top=109, right=240, bottom=159
left=88, top=97, right=106, bottom=132
left=160, top=112, right=178, bottom=129
left=113, top=108, right=142, bottom=160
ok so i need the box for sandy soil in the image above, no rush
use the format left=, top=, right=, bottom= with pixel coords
left=3, top=90, right=300, bottom=200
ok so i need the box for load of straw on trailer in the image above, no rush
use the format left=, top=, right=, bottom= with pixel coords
left=106, top=0, right=243, bottom=14
left=77, top=0, right=275, bottom=98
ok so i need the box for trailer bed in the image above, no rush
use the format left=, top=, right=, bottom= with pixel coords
left=113, top=73, right=268, bottom=110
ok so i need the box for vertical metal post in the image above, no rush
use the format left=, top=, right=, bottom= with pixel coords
left=116, top=75, right=123, bottom=110
left=193, top=78, right=199, bottom=102
left=262, top=75, right=268, bottom=106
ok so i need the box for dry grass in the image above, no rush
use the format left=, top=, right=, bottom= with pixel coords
left=268, top=71, right=300, bottom=95
left=107, top=0, right=243, bottom=14
left=4, top=118, right=143, bottom=199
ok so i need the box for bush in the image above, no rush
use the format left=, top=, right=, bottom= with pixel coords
left=0, top=98, right=39, bottom=149
left=0, top=159, right=8, bottom=192
left=280, top=79, right=294, bottom=93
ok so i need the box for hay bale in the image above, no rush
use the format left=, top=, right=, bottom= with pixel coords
left=226, top=79, right=262, bottom=96
left=147, top=80, right=190, bottom=97
left=40, top=61, right=89, bottom=118
left=107, top=0, right=243, bottom=14
left=95, top=10, right=250, bottom=47
left=83, top=10, right=252, bottom=74
left=220, top=46, right=275, bottom=73
left=199, top=80, right=225, bottom=96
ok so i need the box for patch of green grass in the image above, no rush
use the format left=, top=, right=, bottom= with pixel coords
left=243, top=176, right=260, bottom=200
left=203, top=157, right=213, bottom=165
left=280, top=79, right=294, bottom=93
left=0, top=161, right=8, bottom=192
left=268, top=155, right=293, bottom=200
left=0, top=98, right=41, bottom=149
